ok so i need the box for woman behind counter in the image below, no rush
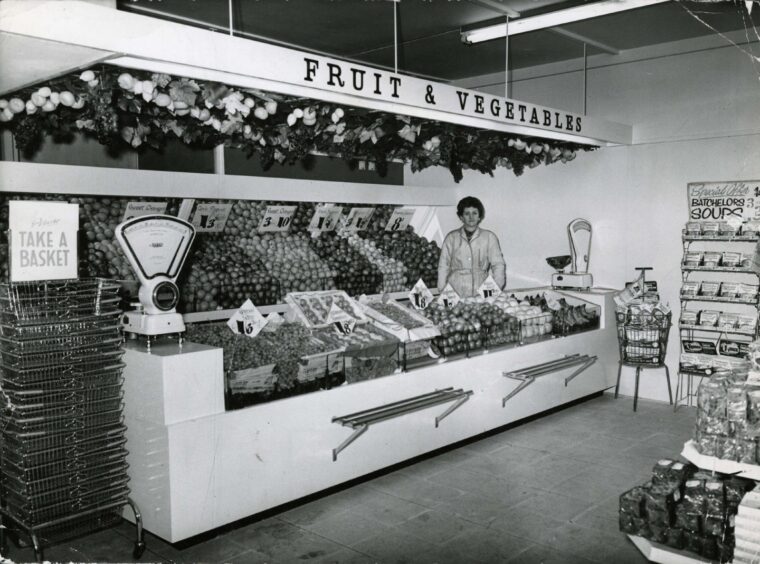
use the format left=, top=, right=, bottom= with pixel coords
left=437, top=196, right=506, bottom=298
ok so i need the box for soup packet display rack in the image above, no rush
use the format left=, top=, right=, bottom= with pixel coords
left=0, top=279, right=145, bottom=563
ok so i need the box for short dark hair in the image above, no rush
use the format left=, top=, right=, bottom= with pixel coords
left=457, top=196, right=485, bottom=219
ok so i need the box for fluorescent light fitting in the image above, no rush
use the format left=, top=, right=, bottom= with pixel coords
left=462, top=0, right=670, bottom=44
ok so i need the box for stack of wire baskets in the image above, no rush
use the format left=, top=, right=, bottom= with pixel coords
left=0, top=279, right=144, bottom=562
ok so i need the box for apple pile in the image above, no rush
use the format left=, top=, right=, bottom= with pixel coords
left=423, top=300, right=518, bottom=356
left=309, top=233, right=382, bottom=296
left=363, top=227, right=440, bottom=289
left=344, top=233, right=407, bottom=292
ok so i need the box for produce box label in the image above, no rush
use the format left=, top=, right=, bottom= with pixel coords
left=122, top=201, right=167, bottom=221
left=409, top=278, right=433, bottom=310
left=9, top=200, right=78, bottom=282
left=297, top=354, right=328, bottom=382
left=384, top=208, right=415, bottom=232
left=192, top=203, right=232, bottom=232
left=436, top=283, right=461, bottom=308
left=227, top=299, right=267, bottom=338
left=688, top=181, right=760, bottom=222
left=228, top=364, right=276, bottom=393
left=327, top=304, right=356, bottom=335
left=477, top=274, right=502, bottom=299
left=309, top=205, right=343, bottom=232
left=344, top=207, right=374, bottom=232
left=258, top=205, right=297, bottom=232
left=404, top=339, right=435, bottom=360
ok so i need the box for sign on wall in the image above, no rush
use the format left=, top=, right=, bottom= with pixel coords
left=687, top=180, right=760, bottom=222
left=9, top=200, right=79, bottom=282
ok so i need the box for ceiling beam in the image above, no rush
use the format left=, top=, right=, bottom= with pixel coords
left=468, top=0, right=520, bottom=18
left=548, top=28, right=620, bottom=54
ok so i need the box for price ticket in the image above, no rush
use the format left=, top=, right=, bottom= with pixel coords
left=259, top=205, right=297, bottom=232
left=409, top=278, right=434, bottom=310
left=122, top=201, right=167, bottom=222
left=436, top=283, right=461, bottom=308
left=344, top=207, right=375, bottom=232
left=477, top=274, right=502, bottom=300
left=385, top=208, right=415, bottom=232
left=192, top=203, right=232, bottom=232
left=227, top=299, right=267, bottom=338
left=309, top=205, right=344, bottom=232
left=326, top=303, right=356, bottom=335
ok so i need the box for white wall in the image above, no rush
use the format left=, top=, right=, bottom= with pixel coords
left=408, top=33, right=760, bottom=402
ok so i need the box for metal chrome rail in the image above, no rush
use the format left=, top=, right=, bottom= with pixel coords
left=501, top=354, right=597, bottom=406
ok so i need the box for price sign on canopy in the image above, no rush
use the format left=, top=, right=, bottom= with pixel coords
left=409, top=278, right=434, bottom=310
left=385, top=208, right=415, bottom=232
left=309, top=205, right=344, bottom=232
left=344, top=207, right=375, bottom=232
left=258, top=205, right=297, bottom=232
left=192, top=203, right=232, bottom=232
left=227, top=299, right=267, bottom=338
left=436, top=283, right=461, bottom=309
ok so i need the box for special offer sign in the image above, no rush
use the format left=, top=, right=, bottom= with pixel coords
left=9, top=201, right=79, bottom=282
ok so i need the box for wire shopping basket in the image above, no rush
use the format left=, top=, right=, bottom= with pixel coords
left=616, top=309, right=672, bottom=366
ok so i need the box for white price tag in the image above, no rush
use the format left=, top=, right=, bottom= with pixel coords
left=262, top=312, right=285, bottom=333
left=192, top=203, right=232, bottom=232
left=344, top=207, right=375, bottom=232
left=258, top=205, right=297, bottom=232
left=122, top=201, right=167, bottom=222
left=477, top=274, right=502, bottom=300
left=227, top=299, right=266, bottom=338
left=309, top=205, right=343, bottom=232
left=327, top=303, right=356, bottom=335
left=384, top=208, right=415, bottom=232
left=436, top=283, right=461, bottom=308
left=409, top=278, right=434, bottom=310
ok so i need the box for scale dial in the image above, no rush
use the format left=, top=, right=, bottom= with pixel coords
left=117, top=215, right=195, bottom=281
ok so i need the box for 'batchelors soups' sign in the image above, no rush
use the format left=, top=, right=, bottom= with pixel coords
left=688, top=180, right=760, bottom=222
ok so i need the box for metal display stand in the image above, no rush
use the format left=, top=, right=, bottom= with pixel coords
left=331, top=387, right=472, bottom=461
left=0, top=280, right=145, bottom=562
left=501, top=354, right=597, bottom=406
left=678, top=228, right=760, bottom=408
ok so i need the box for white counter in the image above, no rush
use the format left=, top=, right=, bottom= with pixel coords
left=122, top=289, right=619, bottom=542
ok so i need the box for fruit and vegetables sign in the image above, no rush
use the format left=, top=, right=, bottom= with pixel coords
left=688, top=181, right=760, bottom=222
left=9, top=201, right=78, bottom=282
left=258, top=205, right=297, bottom=232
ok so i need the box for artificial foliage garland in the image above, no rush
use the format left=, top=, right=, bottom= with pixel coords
left=0, top=66, right=593, bottom=182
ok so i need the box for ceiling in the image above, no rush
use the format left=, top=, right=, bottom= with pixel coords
left=116, top=0, right=759, bottom=82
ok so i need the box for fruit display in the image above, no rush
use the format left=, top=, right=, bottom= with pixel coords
left=313, top=323, right=401, bottom=383
left=286, top=290, right=367, bottom=327
left=551, top=297, right=600, bottom=334
left=492, top=294, right=554, bottom=339
left=363, top=300, right=440, bottom=342
left=344, top=232, right=407, bottom=292
left=310, top=233, right=383, bottom=296
left=362, top=228, right=440, bottom=289
left=423, top=299, right=519, bottom=356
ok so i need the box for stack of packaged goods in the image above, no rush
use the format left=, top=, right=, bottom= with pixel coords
left=733, top=485, right=760, bottom=563
left=619, top=458, right=755, bottom=561
left=692, top=345, right=760, bottom=464
left=0, top=279, right=132, bottom=544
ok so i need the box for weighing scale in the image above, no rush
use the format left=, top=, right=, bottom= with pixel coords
left=549, top=218, right=594, bottom=290
left=115, top=214, right=195, bottom=338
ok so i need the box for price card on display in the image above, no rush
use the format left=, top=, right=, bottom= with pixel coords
left=478, top=274, right=502, bottom=299
left=385, top=208, right=415, bottom=232
left=122, top=201, right=168, bottom=222
left=192, top=203, right=232, bottom=232
left=262, top=312, right=285, bottom=333
left=227, top=299, right=267, bottom=338
left=326, top=303, right=356, bottom=335
left=688, top=181, right=760, bottom=222
left=9, top=201, right=79, bottom=282
left=436, top=283, right=461, bottom=308
left=344, top=207, right=374, bottom=232
left=258, top=205, right=297, bottom=232
left=408, top=279, right=434, bottom=310
left=309, top=205, right=344, bottom=232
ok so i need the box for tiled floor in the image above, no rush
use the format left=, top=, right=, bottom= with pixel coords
left=1, top=394, right=697, bottom=563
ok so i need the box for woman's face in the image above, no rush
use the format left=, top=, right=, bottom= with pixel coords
left=460, top=207, right=481, bottom=231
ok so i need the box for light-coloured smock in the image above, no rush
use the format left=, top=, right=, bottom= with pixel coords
left=437, top=227, right=506, bottom=298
